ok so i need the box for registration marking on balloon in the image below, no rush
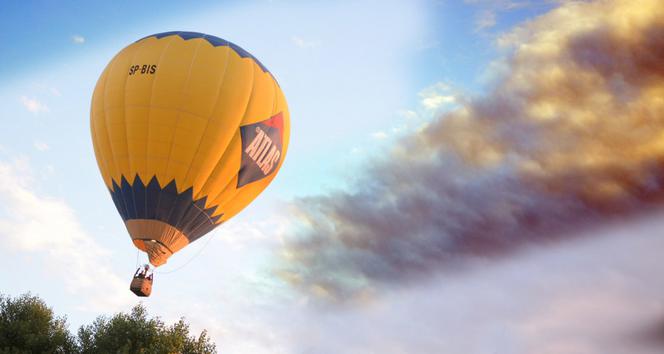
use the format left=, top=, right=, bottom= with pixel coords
left=238, top=112, right=284, bottom=187
left=128, top=64, right=157, bottom=75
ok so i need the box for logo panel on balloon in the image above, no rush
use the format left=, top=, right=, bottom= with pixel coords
left=238, top=112, right=284, bottom=188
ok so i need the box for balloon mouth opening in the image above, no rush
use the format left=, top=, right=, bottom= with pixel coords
left=125, top=219, right=190, bottom=267
left=132, top=238, right=172, bottom=267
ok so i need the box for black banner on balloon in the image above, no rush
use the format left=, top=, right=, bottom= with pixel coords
left=238, top=112, right=284, bottom=188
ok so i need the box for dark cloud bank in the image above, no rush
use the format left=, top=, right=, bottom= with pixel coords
left=278, top=0, right=664, bottom=299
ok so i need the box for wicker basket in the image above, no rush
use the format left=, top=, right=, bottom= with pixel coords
left=130, top=277, right=153, bottom=297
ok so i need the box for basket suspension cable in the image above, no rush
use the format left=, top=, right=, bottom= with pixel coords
left=155, top=234, right=215, bottom=275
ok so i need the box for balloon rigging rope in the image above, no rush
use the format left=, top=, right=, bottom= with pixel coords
left=154, top=234, right=215, bottom=275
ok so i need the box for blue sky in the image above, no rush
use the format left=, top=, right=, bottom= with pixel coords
left=1, top=0, right=454, bottom=333
left=4, top=1, right=664, bottom=353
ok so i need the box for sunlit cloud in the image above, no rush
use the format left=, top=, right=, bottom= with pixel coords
left=278, top=0, right=664, bottom=299
left=418, top=82, right=457, bottom=111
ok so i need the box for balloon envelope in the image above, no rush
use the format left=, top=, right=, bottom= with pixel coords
left=90, top=32, right=290, bottom=266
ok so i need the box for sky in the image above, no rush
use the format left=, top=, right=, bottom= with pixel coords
left=2, top=0, right=664, bottom=353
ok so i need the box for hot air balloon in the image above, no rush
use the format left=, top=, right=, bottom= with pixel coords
left=90, top=32, right=290, bottom=296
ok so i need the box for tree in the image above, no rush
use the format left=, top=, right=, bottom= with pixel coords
left=0, top=293, right=216, bottom=354
left=0, top=293, right=77, bottom=354
left=77, top=304, right=216, bottom=354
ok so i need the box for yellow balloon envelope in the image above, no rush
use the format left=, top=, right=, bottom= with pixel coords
left=90, top=32, right=290, bottom=266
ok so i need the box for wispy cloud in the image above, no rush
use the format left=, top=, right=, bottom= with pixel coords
left=20, top=96, right=49, bottom=114
left=278, top=0, right=664, bottom=299
left=0, top=158, right=131, bottom=311
left=33, top=141, right=50, bottom=152
left=475, top=10, right=497, bottom=31
left=465, top=0, right=531, bottom=10
left=397, top=109, right=418, bottom=120
left=72, top=35, right=85, bottom=44
left=371, top=131, right=388, bottom=140
left=32, top=83, right=61, bottom=97
left=467, top=0, right=533, bottom=33
left=418, top=82, right=457, bottom=111
left=291, top=35, right=320, bottom=49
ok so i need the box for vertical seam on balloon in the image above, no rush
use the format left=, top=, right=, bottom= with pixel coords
left=270, top=71, right=279, bottom=114
left=173, top=34, right=229, bottom=234
left=101, top=55, right=122, bottom=185
left=215, top=73, right=280, bottom=221
left=146, top=36, right=176, bottom=218
left=186, top=205, right=220, bottom=242
left=181, top=37, right=232, bottom=200
left=197, top=134, right=242, bottom=217
left=124, top=42, right=146, bottom=220
left=272, top=82, right=288, bottom=173
left=205, top=60, right=259, bottom=210
left=178, top=201, right=214, bottom=243
left=90, top=75, right=111, bottom=188
left=207, top=62, right=266, bottom=216
left=163, top=35, right=204, bottom=225
left=101, top=50, right=131, bottom=218
left=195, top=55, right=257, bottom=210
left=193, top=95, right=248, bottom=203
left=174, top=36, right=233, bottom=235
left=162, top=33, right=200, bottom=192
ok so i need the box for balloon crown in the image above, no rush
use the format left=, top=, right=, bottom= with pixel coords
left=136, top=31, right=271, bottom=74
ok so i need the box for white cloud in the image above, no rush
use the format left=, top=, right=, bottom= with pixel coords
left=291, top=35, right=320, bottom=48
left=351, top=147, right=363, bottom=155
left=72, top=35, right=85, bottom=44
left=0, top=158, right=131, bottom=311
left=371, top=131, right=388, bottom=140
left=398, top=109, right=419, bottom=120
left=33, top=141, right=49, bottom=152
left=20, top=96, right=49, bottom=114
left=421, top=94, right=456, bottom=110
left=418, top=82, right=457, bottom=111
left=273, top=215, right=664, bottom=353
left=163, top=212, right=664, bottom=353
left=467, top=0, right=533, bottom=32
left=32, top=83, right=61, bottom=97
left=476, top=10, right=497, bottom=31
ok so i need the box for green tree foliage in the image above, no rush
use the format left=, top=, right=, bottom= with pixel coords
left=78, top=304, right=216, bottom=354
left=0, top=294, right=216, bottom=354
left=0, top=293, right=77, bottom=354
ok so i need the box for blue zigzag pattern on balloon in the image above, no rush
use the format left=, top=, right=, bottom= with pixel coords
left=109, top=175, right=222, bottom=242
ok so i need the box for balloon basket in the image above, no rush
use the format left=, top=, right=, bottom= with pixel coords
left=130, top=276, right=153, bottom=297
